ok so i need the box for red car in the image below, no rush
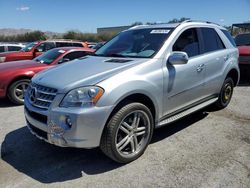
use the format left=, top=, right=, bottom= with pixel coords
left=0, top=47, right=94, bottom=104
left=235, top=33, right=250, bottom=81
left=0, top=40, right=88, bottom=63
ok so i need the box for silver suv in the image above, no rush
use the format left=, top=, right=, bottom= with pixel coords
left=24, top=21, right=239, bottom=163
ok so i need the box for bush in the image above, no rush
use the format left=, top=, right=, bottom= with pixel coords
left=0, top=31, right=47, bottom=42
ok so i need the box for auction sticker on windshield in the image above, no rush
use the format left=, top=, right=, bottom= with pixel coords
left=150, top=29, right=170, bottom=34
left=58, top=50, right=66, bottom=53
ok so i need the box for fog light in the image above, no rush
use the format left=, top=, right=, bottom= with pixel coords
left=65, top=116, right=72, bottom=128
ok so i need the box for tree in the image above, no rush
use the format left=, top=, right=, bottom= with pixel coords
left=168, top=17, right=190, bottom=23
left=131, top=22, right=143, bottom=26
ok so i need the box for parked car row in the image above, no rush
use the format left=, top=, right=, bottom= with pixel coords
left=0, top=40, right=88, bottom=63
left=20, top=21, right=239, bottom=163
left=0, top=40, right=95, bottom=104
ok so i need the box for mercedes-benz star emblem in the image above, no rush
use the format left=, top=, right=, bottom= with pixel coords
left=30, top=87, right=38, bottom=103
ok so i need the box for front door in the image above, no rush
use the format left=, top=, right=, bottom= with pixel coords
left=163, top=28, right=206, bottom=116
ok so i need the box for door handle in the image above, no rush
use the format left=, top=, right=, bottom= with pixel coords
left=197, top=64, right=204, bottom=72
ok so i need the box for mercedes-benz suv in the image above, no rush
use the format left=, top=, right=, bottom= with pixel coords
left=24, top=21, right=239, bottom=163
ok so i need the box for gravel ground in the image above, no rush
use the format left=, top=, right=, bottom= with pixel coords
left=0, top=86, right=249, bottom=188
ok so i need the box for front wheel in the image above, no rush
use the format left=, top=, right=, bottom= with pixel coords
left=214, top=77, right=234, bottom=109
left=100, top=102, right=154, bottom=163
left=7, top=79, right=30, bottom=105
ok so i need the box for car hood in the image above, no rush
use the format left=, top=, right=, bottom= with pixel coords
left=238, top=46, right=250, bottom=55
left=32, top=56, right=147, bottom=92
left=0, top=60, right=46, bottom=71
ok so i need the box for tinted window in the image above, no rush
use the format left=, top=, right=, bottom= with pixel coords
left=173, top=28, right=200, bottom=57
left=44, top=42, right=56, bottom=51
left=56, top=42, right=72, bottom=47
left=8, top=46, right=22, bottom=51
left=62, top=51, right=87, bottom=61
left=235, top=33, right=250, bottom=46
left=221, top=29, right=236, bottom=47
left=72, top=43, right=83, bottom=47
left=201, top=28, right=225, bottom=53
left=0, top=46, right=5, bottom=52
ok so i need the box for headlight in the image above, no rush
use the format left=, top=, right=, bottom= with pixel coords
left=0, top=57, right=6, bottom=63
left=60, top=86, right=104, bottom=107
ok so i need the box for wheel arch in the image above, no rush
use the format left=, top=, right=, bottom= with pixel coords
left=225, top=68, right=239, bottom=87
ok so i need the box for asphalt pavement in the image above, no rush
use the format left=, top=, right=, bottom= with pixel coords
left=0, top=86, right=249, bottom=188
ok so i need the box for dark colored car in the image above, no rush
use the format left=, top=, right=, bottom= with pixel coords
left=0, top=40, right=88, bottom=63
left=0, top=47, right=94, bottom=104
left=235, top=33, right=250, bottom=81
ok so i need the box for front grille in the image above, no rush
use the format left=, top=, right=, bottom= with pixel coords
left=27, top=120, right=48, bottom=140
left=239, top=55, right=250, bottom=64
left=25, top=106, right=47, bottom=124
left=27, top=82, right=57, bottom=110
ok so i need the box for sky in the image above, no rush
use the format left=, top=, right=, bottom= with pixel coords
left=0, top=0, right=250, bottom=33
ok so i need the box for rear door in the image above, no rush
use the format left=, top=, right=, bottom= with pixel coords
left=199, top=27, right=227, bottom=96
left=163, top=28, right=206, bottom=115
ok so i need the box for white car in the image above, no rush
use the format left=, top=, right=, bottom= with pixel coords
left=0, top=43, right=25, bottom=53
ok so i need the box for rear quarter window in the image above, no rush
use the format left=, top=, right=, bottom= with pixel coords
left=221, top=29, right=236, bottom=47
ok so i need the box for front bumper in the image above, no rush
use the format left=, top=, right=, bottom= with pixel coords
left=24, top=96, right=113, bottom=148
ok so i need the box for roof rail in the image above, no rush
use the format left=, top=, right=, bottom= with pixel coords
left=181, top=20, right=221, bottom=26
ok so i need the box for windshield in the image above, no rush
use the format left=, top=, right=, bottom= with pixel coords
left=235, top=33, right=250, bottom=46
left=34, top=49, right=65, bottom=64
left=20, top=42, right=38, bottom=52
left=95, top=28, right=172, bottom=58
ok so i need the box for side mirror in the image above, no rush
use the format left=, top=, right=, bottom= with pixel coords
left=168, top=52, right=188, bottom=65
left=58, top=58, right=70, bottom=64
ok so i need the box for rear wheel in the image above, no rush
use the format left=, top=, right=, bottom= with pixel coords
left=214, top=77, right=234, bottom=109
left=100, top=102, right=154, bottom=163
left=8, top=79, right=30, bottom=105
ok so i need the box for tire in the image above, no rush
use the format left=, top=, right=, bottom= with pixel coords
left=7, top=79, right=30, bottom=105
left=214, top=77, right=234, bottom=109
left=100, top=102, right=154, bottom=163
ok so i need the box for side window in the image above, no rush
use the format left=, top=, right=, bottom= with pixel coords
left=56, top=42, right=72, bottom=47
left=173, top=28, right=200, bottom=57
left=221, top=29, right=236, bottom=47
left=0, top=46, right=5, bottom=52
left=36, top=43, right=46, bottom=52
left=8, top=46, right=22, bottom=51
left=44, top=42, right=55, bottom=51
left=72, top=43, right=83, bottom=47
left=201, top=28, right=225, bottom=53
left=59, top=51, right=87, bottom=63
